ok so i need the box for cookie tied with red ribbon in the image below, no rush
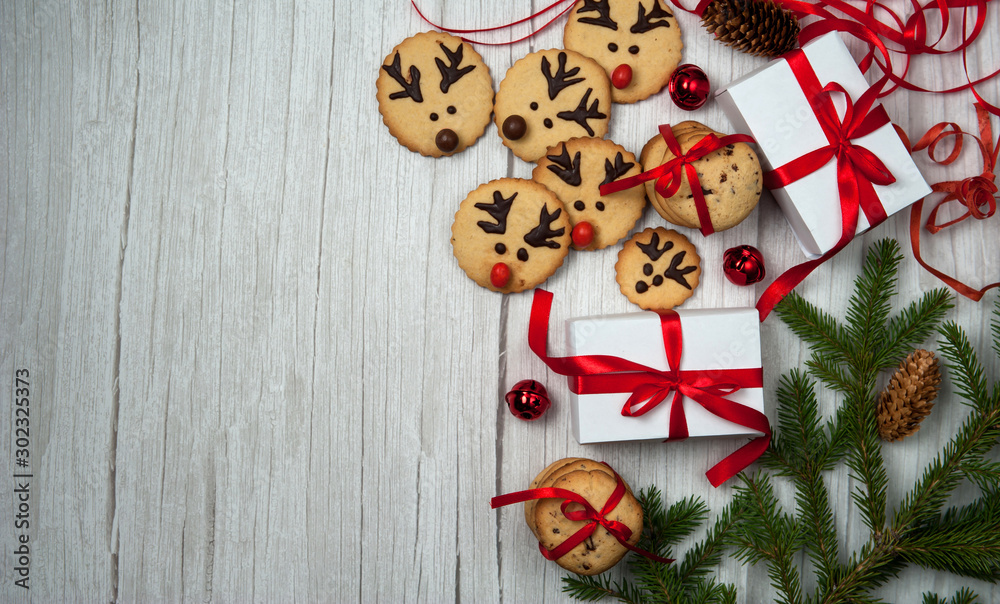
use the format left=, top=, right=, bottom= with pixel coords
left=492, top=458, right=669, bottom=575
left=604, top=121, right=761, bottom=235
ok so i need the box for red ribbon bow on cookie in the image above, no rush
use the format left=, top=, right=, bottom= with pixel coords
left=600, top=126, right=756, bottom=236
left=528, top=290, right=770, bottom=487
left=490, top=462, right=672, bottom=564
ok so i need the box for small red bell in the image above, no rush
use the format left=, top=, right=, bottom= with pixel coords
left=668, top=64, right=711, bottom=111
left=723, top=245, right=766, bottom=286
left=505, top=380, right=551, bottom=421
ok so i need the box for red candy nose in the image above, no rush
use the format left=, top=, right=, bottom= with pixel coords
left=611, top=64, right=632, bottom=89
left=490, top=262, right=511, bottom=288
left=572, top=222, right=594, bottom=249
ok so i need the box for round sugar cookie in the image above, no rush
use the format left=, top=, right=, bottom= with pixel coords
left=532, top=137, right=646, bottom=250
left=494, top=49, right=612, bottom=162
left=452, top=178, right=571, bottom=293
left=377, top=31, right=494, bottom=157
left=616, top=227, right=701, bottom=310
left=563, top=0, right=683, bottom=104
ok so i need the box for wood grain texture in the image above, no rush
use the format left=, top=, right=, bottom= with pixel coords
left=0, top=0, right=997, bottom=601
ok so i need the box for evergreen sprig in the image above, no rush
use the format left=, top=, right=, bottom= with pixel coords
left=562, top=239, right=1000, bottom=602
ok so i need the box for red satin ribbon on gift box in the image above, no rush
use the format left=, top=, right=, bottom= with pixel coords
left=898, top=103, right=1000, bottom=300
left=528, top=289, right=770, bottom=487
left=755, top=50, right=896, bottom=321
left=599, top=126, right=756, bottom=237
left=490, top=461, right=673, bottom=565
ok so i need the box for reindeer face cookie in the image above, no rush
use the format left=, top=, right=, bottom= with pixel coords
left=564, top=0, right=682, bottom=104
left=615, top=227, right=701, bottom=310
left=452, top=178, right=571, bottom=293
left=532, top=137, right=646, bottom=250
left=494, top=49, right=611, bottom=162
left=377, top=32, right=494, bottom=157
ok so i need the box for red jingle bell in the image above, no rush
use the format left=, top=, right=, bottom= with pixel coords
left=505, top=379, right=551, bottom=421
left=723, top=245, right=766, bottom=286
left=668, top=64, right=711, bottom=111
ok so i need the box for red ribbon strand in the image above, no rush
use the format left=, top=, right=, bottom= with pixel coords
left=600, top=126, right=756, bottom=236
left=490, top=462, right=673, bottom=565
left=755, top=50, right=895, bottom=321
left=528, top=290, right=770, bottom=487
left=901, top=103, right=1000, bottom=300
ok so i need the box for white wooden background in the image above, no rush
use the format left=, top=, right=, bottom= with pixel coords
left=1, top=0, right=998, bottom=601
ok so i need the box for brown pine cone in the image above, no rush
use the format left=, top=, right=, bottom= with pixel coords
left=876, top=350, right=941, bottom=442
left=701, top=0, right=800, bottom=58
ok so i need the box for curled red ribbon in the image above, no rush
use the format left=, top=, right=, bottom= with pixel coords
left=528, top=289, right=771, bottom=487
left=901, top=103, right=1000, bottom=300
left=600, top=126, right=756, bottom=236
left=490, top=462, right=673, bottom=565
left=756, top=50, right=895, bottom=321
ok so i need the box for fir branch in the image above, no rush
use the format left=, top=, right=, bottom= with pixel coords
left=774, top=292, right=854, bottom=364
left=804, top=355, right=853, bottom=394
left=844, top=239, right=901, bottom=368
left=678, top=499, right=742, bottom=585
left=879, top=288, right=954, bottom=369
left=992, top=295, right=1000, bottom=361
left=842, top=378, right=889, bottom=532
left=731, top=473, right=803, bottom=604
left=923, top=587, right=980, bottom=604
left=563, top=573, right=646, bottom=603
left=893, top=322, right=1000, bottom=531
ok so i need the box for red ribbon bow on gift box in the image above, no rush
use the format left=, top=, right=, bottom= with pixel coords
left=528, top=289, right=770, bottom=487
left=599, top=126, right=756, bottom=236
left=490, top=461, right=672, bottom=565
left=755, top=50, right=896, bottom=320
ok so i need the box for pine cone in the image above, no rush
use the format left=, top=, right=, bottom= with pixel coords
left=876, top=350, right=941, bottom=442
left=701, top=0, right=800, bottom=58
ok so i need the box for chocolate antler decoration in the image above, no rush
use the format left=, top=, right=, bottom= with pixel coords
left=664, top=250, right=697, bottom=289
left=475, top=191, right=516, bottom=234
left=600, top=152, right=635, bottom=186
left=630, top=1, right=673, bottom=33
left=556, top=88, right=607, bottom=137
left=382, top=52, right=423, bottom=102
left=524, top=206, right=565, bottom=249
left=636, top=232, right=674, bottom=260
left=436, top=43, right=475, bottom=93
left=546, top=146, right=583, bottom=186
left=542, top=52, right=585, bottom=100
left=577, top=0, right=618, bottom=30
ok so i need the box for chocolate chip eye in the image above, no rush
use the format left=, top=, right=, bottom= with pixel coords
left=430, top=113, right=439, bottom=121
left=495, top=243, right=506, bottom=254
left=608, top=43, right=618, bottom=52
left=447, top=106, right=456, bottom=114
left=574, top=200, right=585, bottom=211
left=635, top=281, right=649, bottom=293
left=629, top=45, right=639, bottom=55
left=596, top=201, right=605, bottom=211
left=544, top=118, right=553, bottom=129
left=643, top=263, right=653, bottom=276
left=517, top=248, right=529, bottom=261
left=653, top=275, right=664, bottom=286
left=530, top=102, right=539, bottom=110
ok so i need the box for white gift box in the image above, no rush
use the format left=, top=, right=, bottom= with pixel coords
left=715, top=32, right=932, bottom=258
left=565, top=308, right=765, bottom=445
